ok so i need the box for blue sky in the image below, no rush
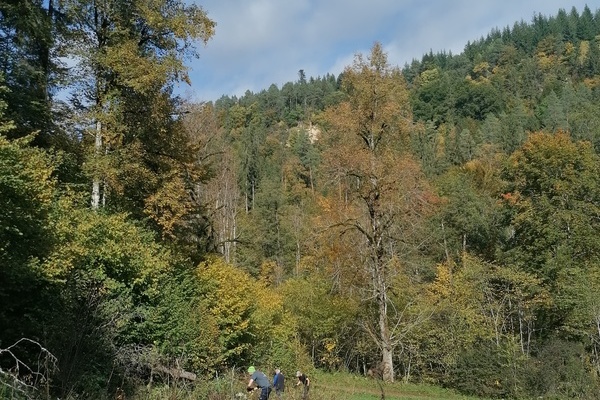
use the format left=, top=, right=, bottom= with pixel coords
left=180, top=1, right=594, bottom=102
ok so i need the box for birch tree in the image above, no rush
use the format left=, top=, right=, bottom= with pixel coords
left=320, top=43, right=435, bottom=382
left=60, top=0, right=214, bottom=209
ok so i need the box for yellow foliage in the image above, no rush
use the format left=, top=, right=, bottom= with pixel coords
left=564, top=42, right=575, bottom=56
left=103, top=41, right=171, bottom=92
left=427, top=262, right=454, bottom=300
left=461, top=148, right=506, bottom=195
left=426, top=257, right=493, bottom=341
left=253, top=281, right=288, bottom=340
left=196, top=257, right=255, bottom=356
left=43, top=197, right=172, bottom=301
left=536, top=52, right=558, bottom=72
left=144, top=173, right=193, bottom=238
left=196, top=257, right=292, bottom=358
left=419, top=68, right=440, bottom=86
left=468, top=62, right=491, bottom=83
left=583, top=76, right=600, bottom=89
left=578, top=41, right=590, bottom=64
left=320, top=338, right=342, bottom=369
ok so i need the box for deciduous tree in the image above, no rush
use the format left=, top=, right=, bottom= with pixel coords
left=320, top=43, right=436, bottom=382
left=501, top=132, right=600, bottom=342
left=59, top=0, right=214, bottom=209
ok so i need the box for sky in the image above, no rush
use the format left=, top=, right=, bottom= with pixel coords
left=180, top=1, right=595, bottom=102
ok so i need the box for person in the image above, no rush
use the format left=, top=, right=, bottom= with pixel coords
left=295, top=370, right=310, bottom=399
left=247, top=366, right=272, bottom=400
left=273, top=368, right=285, bottom=399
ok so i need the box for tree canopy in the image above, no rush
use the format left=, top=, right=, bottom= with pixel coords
left=3, top=4, right=600, bottom=400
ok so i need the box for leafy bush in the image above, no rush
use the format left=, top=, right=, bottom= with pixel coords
left=525, top=339, right=600, bottom=400
left=446, top=341, right=526, bottom=399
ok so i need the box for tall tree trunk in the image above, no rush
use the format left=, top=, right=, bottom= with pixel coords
left=91, top=120, right=102, bottom=209
left=43, top=0, right=54, bottom=101
left=377, top=262, right=395, bottom=382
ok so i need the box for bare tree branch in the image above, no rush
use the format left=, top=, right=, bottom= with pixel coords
left=0, top=338, right=58, bottom=399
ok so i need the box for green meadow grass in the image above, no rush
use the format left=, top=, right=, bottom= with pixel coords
left=121, top=370, right=488, bottom=400
left=303, top=371, right=486, bottom=400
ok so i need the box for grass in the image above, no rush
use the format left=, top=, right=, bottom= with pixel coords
left=302, top=371, right=486, bottom=400
left=122, top=370, right=488, bottom=400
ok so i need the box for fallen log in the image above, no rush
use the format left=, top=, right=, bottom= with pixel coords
left=153, top=365, right=197, bottom=381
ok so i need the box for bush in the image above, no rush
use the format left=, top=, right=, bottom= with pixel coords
left=525, top=338, right=600, bottom=400
left=446, top=341, right=527, bottom=399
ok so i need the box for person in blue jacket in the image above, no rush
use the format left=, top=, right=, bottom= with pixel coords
left=247, top=366, right=272, bottom=400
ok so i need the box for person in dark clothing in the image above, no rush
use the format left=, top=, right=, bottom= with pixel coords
left=295, top=370, right=310, bottom=399
left=247, top=366, right=272, bottom=400
left=273, top=368, right=285, bottom=399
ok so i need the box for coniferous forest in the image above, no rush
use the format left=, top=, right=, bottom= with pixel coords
left=3, top=2, right=600, bottom=399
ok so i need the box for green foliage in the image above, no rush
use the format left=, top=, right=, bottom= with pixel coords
left=0, top=1, right=57, bottom=146
left=5, top=3, right=600, bottom=399
left=235, top=176, right=292, bottom=272
left=144, top=271, right=223, bottom=374
left=526, top=339, right=600, bottom=399
left=501, top=132, right=600, bottom=283
left=0, top=77, right=15, bottom=134
left=0, top=134, right=54, bottom=259
left=0, top=134, right=56, bottom=344
left=448, top=340, right=527, bottom=399
left=216, top=73, right=343, bottom=128
left=58, top=0, right=216, bottom=229
left=432, top=166, right=501, bottom=258
left=279, top=276, right=360, bottom=371
left=124, top=370, right=488, bottom=400
left=497, top=132, right=600, bottom=393
left=422, top=254, right=551, bottom=392
left=454, top=79, right=502, bottom=121
left=40, top=199, right=173, bottom=395
left=411, top=68, right=453, bottom=125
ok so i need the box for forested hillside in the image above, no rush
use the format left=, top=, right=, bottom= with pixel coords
left=2, top=2, right=600, bottom=399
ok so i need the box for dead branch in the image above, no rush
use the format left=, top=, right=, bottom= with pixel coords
left=153, top=365, right=196, bottom=381
left=0, top=338, right=58, bottom=399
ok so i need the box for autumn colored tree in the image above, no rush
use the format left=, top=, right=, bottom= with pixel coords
left=183, top=102, right=240, bottom=262
left=501, top=132, right=600, bottom=358
left=501, top=132, right=600, bottom=283
left=194, top=256, right=309, bottom=370
left=424, top=255, right=551, bottom=395
left=58, top=0, right=214, bottom=209
left=6, top=4, right=600, bottom=398
left=320, top=43, right=436, bottom=382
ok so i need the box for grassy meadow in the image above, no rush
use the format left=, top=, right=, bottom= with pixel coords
left=125, top=371, right=486, bottom=400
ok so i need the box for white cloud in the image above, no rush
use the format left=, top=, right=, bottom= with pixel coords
left=186, top=0, right=593, bottom=101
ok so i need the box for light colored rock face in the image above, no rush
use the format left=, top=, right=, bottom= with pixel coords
left=306, top=124, right=320, bottom=143
left=286, top=123, right=321, bottom=147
